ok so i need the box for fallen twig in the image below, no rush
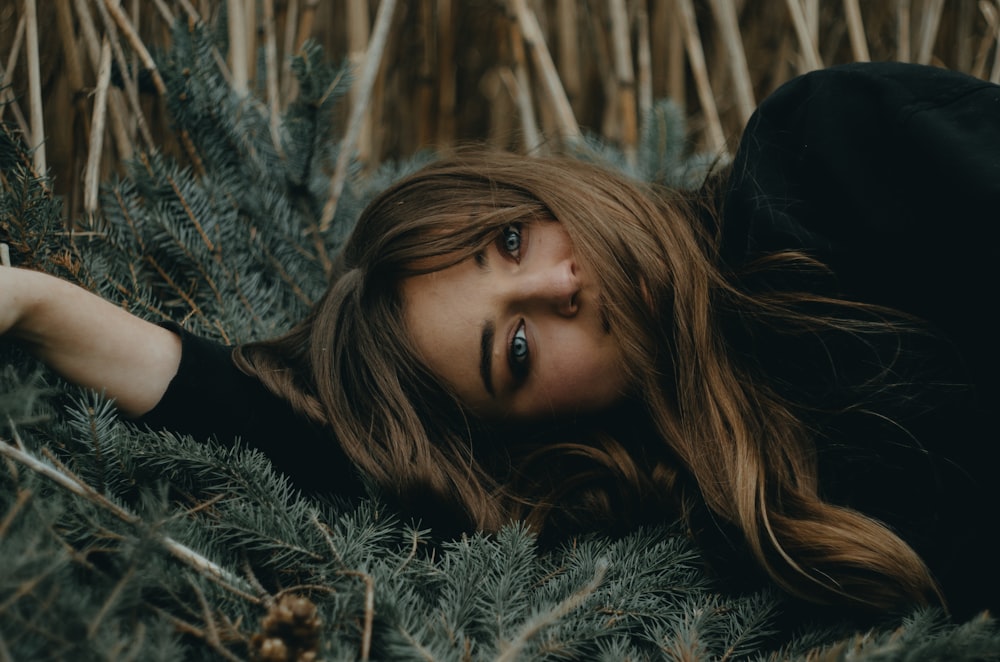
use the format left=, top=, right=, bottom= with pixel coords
left=0, top=436, right=255, bottom=599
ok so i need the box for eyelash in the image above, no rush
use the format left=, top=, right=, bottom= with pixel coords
left=499, top=224, right=523, bottom=262
left=509, top=319, right=530, bottom=381
left=500, top=224, right=528, bottom=381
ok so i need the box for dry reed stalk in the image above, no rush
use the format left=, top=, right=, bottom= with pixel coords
left=177, top=0, right=202, bottom=22
left=784, top=0, right=824, bottom=71
left=55, top=0, right=87, bottom=115
left=483, top=18, right=515, bottom=150
left=319, top=0, right=398, bottom=233
left=227, top=0, right=249, bottom=95
left=415, top=0, right=436, bottom=148
left=956, top=0, right=975, bottom=71
left=347, top=0, right=372, bottom=164
left=844, top=0, right=871, bottom=61
left=635, top=0, right=653, bottom=122
left=774, top=29, right=795, bottom=86
left=556, top=0, right=581, bottom=112
left=985, top=0, right=1000, bottom=82
left=84, top=39, right=112, bottom=215
left=71, top=0, right=107, bottom=95
left=210, top=41, right=235, bottom=87
left=971, top=1, right=993, bottom=77
left=72, top=0, right=132, bottom=163
left=56, top=0, right=91, bottom=220
left=436, top=0, right=456, bottom=144
left=102, top=0, right=167, bottom=96
left=0, top=14, right=27, bottom=132
left=707, top=17, right=731, bottom=119
left=367, top=32, right=387, bottom=166
left=993, top=44, right=1000, bottom=83
left=280, top=0, right=300, bottom=101
left=898, top=0, right=912, bottom=61
left=506, top=15, right=542, bottom=152
left=482, top=68, right=510, bottom=148
left=93, top=0, right=156, bottom=150
left=915, top=0, right=946, bottom=64
left=150, top=0, right=174, bottom=24
left=1, top=13, right=25, bottom=90
left=0, top=65, right=29, bottom=141
left=674, top=0, right=726, bottom=152
left=663, top=0, right=686, bottom=107
left=804, top=0, right=819, bottom=40
left=106, top=0, right=207, bottom=174
left=24, top=0, right=46, bottom=174
left=586, top=5, right=615, bottom=133
left=607, top=0, right=637, bottom=164
left=953, top=0, right=976, bottom=71
left=296, top=0, right=320, bottom=52
left=244, top=0, right=257, bottom=83
left=709, top=0, right=755, bottom=125
left=508, top=0, right=581, bottom=144
left=262, top=0, right=285, bottom=158
left=129, top=0, right=141, bottom=116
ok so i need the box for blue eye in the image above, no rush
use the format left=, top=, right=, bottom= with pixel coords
left=509, top=320, right=529, bottom=378
left=501, top=225, right=522, bottom=259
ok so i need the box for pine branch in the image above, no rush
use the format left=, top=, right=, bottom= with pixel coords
left=495, top=558, right=608, bottom=662
left=338, top=570, right=375, bottom=661
left=0, top=436, right=255, bottom=600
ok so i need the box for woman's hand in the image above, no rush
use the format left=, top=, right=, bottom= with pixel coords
left=1, top=265, right=181, bottom=417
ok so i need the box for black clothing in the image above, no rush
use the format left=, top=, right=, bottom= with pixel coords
left=136, top=324, right=364, bottom=498
left=139, top=62, right=999, bottom=616
left=723, top=62, right=1000, bottom=618
left=724, top=62, right=1000, bottom=393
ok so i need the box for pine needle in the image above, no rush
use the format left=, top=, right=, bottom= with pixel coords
left=0, top=436, right=252, bottom=598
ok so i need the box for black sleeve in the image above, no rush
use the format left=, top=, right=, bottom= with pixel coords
left=724, top=62, right=1000, bottom=342
left=135, top=324, right=364, bottom=498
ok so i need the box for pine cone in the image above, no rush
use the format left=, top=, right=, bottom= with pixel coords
left=250, top=594, right=321, bottom=662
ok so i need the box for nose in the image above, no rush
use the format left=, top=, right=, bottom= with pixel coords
left=518, top=258, right=580, bottom=317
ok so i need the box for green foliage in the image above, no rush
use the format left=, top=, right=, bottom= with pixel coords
left=570, top=99, right=721, bottom=190
left=2, top=14, right=999, bottom=662
left=0, top=122, right=74, bottom=276
left=81, top=22, right=361, bottom=344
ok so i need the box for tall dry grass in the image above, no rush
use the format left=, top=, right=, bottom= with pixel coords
left=1, top=0, right=998, bottom=224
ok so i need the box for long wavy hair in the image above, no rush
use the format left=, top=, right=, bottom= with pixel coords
left=234, top=151, right=940, bottom=612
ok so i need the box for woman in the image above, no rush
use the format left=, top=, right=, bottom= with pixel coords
left=3, top=62, right=998, bottom=618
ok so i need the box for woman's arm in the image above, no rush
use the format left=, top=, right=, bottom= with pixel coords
left=1, top=265, right=181, bottom=417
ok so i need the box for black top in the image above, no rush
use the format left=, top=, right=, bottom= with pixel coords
left=722, top=62, right=999, bottom=618
left=136, top=325, right=364, bottom=498
left=138, top=62, right=1000, bottom=617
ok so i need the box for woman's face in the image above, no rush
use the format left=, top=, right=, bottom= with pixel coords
left=401, top=221, right=628, bottom=420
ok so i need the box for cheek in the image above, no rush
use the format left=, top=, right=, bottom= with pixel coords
left=535, top=327, right=627, bottom=412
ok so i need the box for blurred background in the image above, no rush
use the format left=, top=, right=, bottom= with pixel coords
left=2, top=0, right=998, bottom=223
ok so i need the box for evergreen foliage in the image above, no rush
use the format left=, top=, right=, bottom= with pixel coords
left=2, top=16, right=998, bottom=661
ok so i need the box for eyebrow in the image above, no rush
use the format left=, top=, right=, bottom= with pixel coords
left=480, top=320, right=496, bottom=397
left=474, top=247, right=497, bottom=397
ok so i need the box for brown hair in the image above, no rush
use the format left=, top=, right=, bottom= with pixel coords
left=234, top=150, right=940, bottom=612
